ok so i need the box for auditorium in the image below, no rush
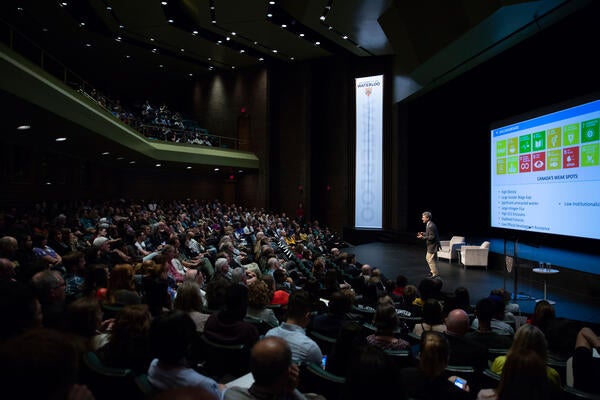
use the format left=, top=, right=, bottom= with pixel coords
left=1, top=1, right=599, bottom=399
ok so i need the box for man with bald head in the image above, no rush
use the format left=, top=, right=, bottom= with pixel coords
left=444, top=308, right=488, bottom=373
left=224, top=336, right=314, bottom=400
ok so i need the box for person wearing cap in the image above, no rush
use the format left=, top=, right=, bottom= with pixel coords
left=86, top=236, right=117, bottom=270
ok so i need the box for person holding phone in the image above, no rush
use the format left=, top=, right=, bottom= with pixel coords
left=399, top=331, right=471, bottom=399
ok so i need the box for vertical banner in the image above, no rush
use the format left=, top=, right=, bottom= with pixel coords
left=355, top=75, right=383, bottom=229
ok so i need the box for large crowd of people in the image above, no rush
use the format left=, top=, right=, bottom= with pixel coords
left=0, top=198, right=597, bottom=399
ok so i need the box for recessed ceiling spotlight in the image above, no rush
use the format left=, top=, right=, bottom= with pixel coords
left=238, top=169, right=243, bottom=173
left=342, top=35, right=348, bottom=40
left=258, top=57, right=264, bottom=61
left=85, top=43, right=92, bottom=47
left=231, top=66, right=236, bottom=69
left=115, top=36, right=122, bottom=42
left=208, top=57, right=212, bottom=61
left=214, top=168, right=220, bottom=171
left=168, top=19, right=174, bottom=23
left=17, top=7, right=23, bottom=12
left=210, top=6, right=215, bottom=10
left=315, top=41, right=320, bottom=45
left=102, top=152, right=110, bottom=155
left=150, top=37, right=155, bottom=41
left=119, top=24, right=124, bottom=29
left=117, top=156, right=124, bottom=160
left=152, top=48, right=158, bottom=53
left=299, top=33, right=305, bottom=37
left=192, top=30, right=198, bottom=35
left=79, top=22, right=86, bottom=27
left=239, top=49, right=245, bottom=53
left=253, top=41, right=258, bottom=45
left=328, top=26, right=333, bottom=30
left=267, top=13, right=272, bottom=18
left=155, top=163, right=161, bottom=167
left=42, top=27, right=49, bottom=32
left=226, top=36, right=230, bottom=41
left=161, top=1, right=167, bottom=5
left=269, top=1, right=275, bottom=4
left=17, top=125, right=31, bottom=130
left=180, top=48, right=185, bottom=52
left=208, top=66, right=214, bottom=70
left=61, top=2, right=68, bottom=6
left=188, top=73, right=193, bottom=76
left=46, top=182, right=52, bottom=185
left=319, top=16, right=326, bottom=21
left=231, top=32, right=236, bottom=36
left=281, top=24, right=287, bottom=28
left=55, top=137, right=67, bottom=142
left=159, top=64, right=164, bottom=68
left=106, top=6, right=112, bottom=11
left=212, top=20, right=216, bottom=24
left=217, top=40, right=222, bottom=44
left=290, top=57, right=295, bottom=60
left=129, top=161, right=136, bottom=164
left=186, top=166, right=192, bottom=169
left=125, top=55, right=131, bottom=58
left=272, top=49, right=278, bottom=53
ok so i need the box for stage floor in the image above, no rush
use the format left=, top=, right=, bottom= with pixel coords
left=340, top=241, right=600, bottom=325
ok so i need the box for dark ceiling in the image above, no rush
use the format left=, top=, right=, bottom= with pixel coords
left=0, top=0, right=592, bottom=170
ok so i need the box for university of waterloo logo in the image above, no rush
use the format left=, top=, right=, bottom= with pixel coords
left=365, top=87, right=372, bottom=97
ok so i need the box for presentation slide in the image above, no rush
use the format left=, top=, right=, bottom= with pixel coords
left=355, top=75, right=383, bottom=229
left=490, top=96, right=600, bottom=240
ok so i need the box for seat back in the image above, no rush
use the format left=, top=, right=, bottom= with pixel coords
left=307, top=330, right=337, bottom=356
left=385, top=349, right=416, bottom=370
left=244, top=315, right=276, bottom=336
left=298, top=362, right=345, bottom=400
left=79, top=351, right=144, bottom=400
left=194, top=334, right=250, bottom=382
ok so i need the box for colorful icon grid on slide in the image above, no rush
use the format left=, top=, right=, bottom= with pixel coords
left=496, top=118, right=600, bottom=174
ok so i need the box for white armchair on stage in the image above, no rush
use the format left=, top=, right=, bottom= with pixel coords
left=437, top=236, right=466, bottom=263
left=460, top=241, right=491, bottom=270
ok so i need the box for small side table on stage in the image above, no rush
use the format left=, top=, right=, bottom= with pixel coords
left=533, top=267, right=559, bottom=305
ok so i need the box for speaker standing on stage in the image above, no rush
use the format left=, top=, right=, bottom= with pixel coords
left=417, top=211, right=441, bottom=278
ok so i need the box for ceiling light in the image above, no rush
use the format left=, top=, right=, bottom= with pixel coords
left=55, top=137, right=67, bottom=142
left=102, top=152, right=110, bottom=155
left=214, top=168, right=220, bottom=171
left=258, top=57, right=264, bottom=61
left=267, top=13, right=272, bottom=18
left=217, top=40, right=222, bottom=44
left=188, top=73, right=193, bottom=76
left=299, top=33, right=305, bottom=37
left=17, top=125, right=31, bottom=130
left=239, top=49, right=245, bottom=53
left=85, top=43, right=92, bottom=47
left=290, top=57, right=295, bottom=60
left=319, top=16, right=326, bottom=21
left=328, top=26, right=333, bottom=30
left=106, top=6, right=112, bottom=11
left=269, top=1, right=275, bottom=4
left=231, top=32, right=236, bottom=36
left=159, top=64, right=164, bottom=68
left=61, top=2, right=68, bottom=6
left=42, top=27, right=48, bottom=32
left=46, top=182, right=52, bottom=185
left=231, top=66, right=236, bottom=69
left=192, top=30, right=198, bottom=35
left=208, top=66, right=214, bottom=70
left=125, top=55, right=131, bottom=58
left=210, top=6, right=215, bottom=10
left=117, top=157, right=124, bottom=160
left=17, top=7, right=23, bottom=11
left=342, top=35, right=348, bottom=40
left=152, top=48, right=158, bottom=53
left=79, top=22, right=86, bottom=27
left=208, top=57, right=212, bottom=61
left=115, top=36, right=122, bottom=42
left=253, top=41, right=258, bottom=45
left=315, top=41, right=320, bottom=45
left=129, top=161, right=136, bottom=164
left=155, top=163, right=161, bottom=167
left=150, top=37, right=155, bottom=41
left=212, top=20, right=216, bottom=24
left=281, top=24, right=287, bottom=28
left=226, top=37, right=230, bottom=41
left=161, top=1, right=168, bottom=5
left=238, top=169, right=243, bottom=173
left=272, top=49, right=278, bottom=53
left=180, top=48, right=185, bottom=52
left=168, top=19, right=174, bottom=23
left=119, top=24, right=124, bottom=29
left=186, top=166, right=192, bottom=169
